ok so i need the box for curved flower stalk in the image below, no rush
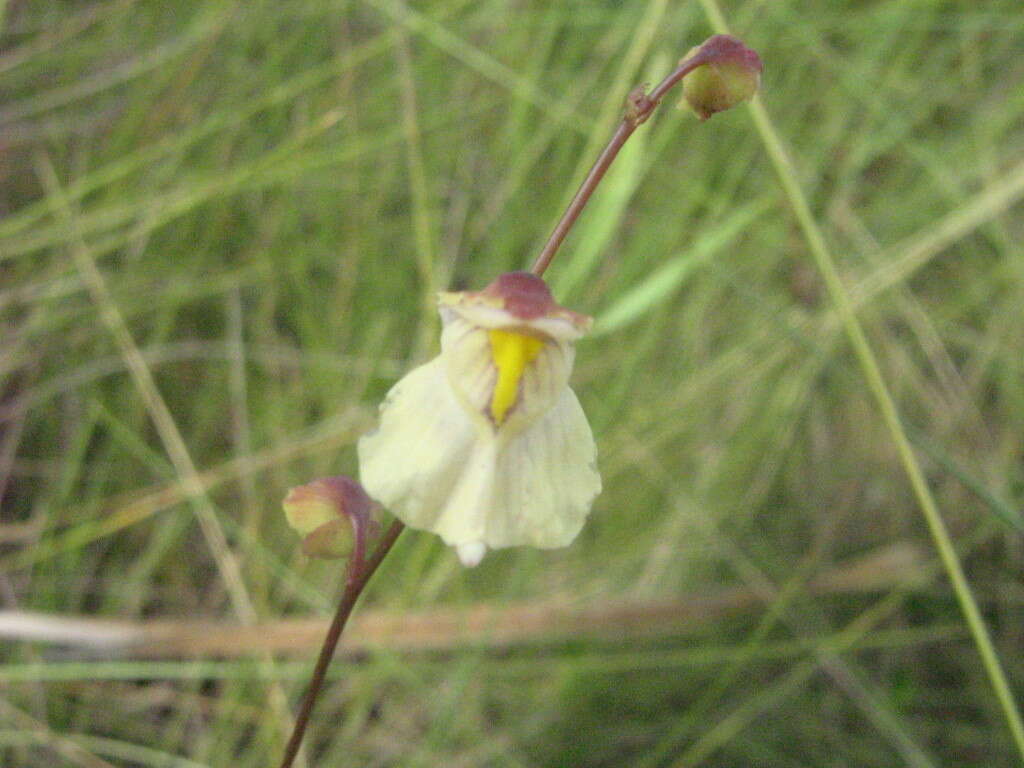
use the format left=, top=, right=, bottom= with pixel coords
left=359, top=271, right=601, bottom=566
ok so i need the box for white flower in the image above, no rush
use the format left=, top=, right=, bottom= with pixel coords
left=358, top=272, right=601, bottom=566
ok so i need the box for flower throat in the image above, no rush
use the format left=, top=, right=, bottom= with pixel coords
left=488, top=329, right=545, bottom=424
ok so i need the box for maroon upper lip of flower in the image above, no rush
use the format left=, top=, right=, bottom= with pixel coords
left=479, top=271, right=590, bottom=326
left=481, top=271, right=556, bottom=320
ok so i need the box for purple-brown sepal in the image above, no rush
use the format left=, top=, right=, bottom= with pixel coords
left=283, top=476, right=374, bottom=559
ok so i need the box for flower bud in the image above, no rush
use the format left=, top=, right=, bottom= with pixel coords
left=283, top=476, right=373, bottom=559
left=681, top=34, right=762, bottom=120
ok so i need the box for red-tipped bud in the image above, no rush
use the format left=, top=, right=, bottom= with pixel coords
left=283, top=476, right=373, bottom=559
left=681, top=34, right=762, bottom=120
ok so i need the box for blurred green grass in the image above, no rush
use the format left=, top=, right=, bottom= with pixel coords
left=2, top=0, right=1024, bottom=765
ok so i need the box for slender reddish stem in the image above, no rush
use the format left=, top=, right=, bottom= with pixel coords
left=531, top=51, right=712, bottom=277
left=278, top=520, right=405, bottom=768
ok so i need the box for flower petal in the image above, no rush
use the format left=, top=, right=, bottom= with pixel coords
left=358, top=358, right=479, bottom=531
left=359, top=356, right=600, bottom=558
left=485, top=387, right=601, bottom=549
left=455, top=541, right=487, bottom=567
left=438, top=272, right=591, bottom=341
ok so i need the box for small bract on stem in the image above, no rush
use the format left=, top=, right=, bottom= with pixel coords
left=278, top=32, right=761, bottom=768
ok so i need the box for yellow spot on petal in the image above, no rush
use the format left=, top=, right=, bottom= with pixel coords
left=488, top=329, right=545, bottom=425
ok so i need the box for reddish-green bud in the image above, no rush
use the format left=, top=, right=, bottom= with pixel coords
left=283, top=476, right=373, bottom=559
left=681, top=34, right=762, bottom=120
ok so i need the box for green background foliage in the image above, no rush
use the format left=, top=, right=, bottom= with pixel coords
left=2, top=0, right=1023, bottom=765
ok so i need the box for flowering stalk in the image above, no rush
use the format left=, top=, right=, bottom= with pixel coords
left=278, top=519, right=403, bottom=768
left=532, top=34, right=761, bottom=277
left=278, top=33, right=760, bottom=768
